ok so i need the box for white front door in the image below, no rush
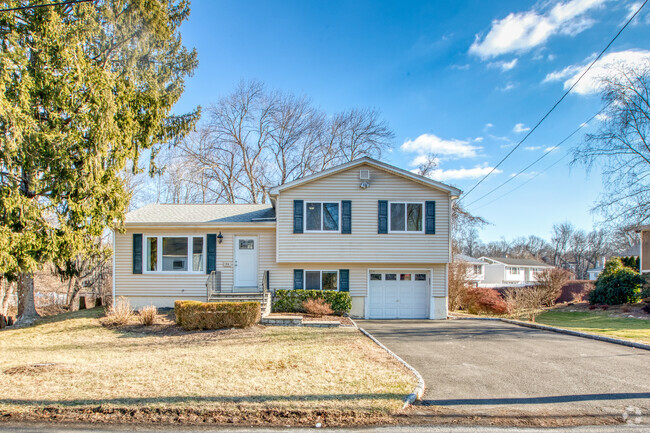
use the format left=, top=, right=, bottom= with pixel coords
left=234, top=236, right=258, bottom=290
left=368, top=271, right=429, bottom=319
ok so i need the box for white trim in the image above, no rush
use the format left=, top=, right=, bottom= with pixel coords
left=268, top=157, right=462, bottom=197
left=303, top=201, right=342, bottom=233
left=302, top=269, right=340, bottom=291
left=125, top=222, right=276, bottom=229
left=112, top=230, right=116, bottom=308
left=234, top=235, right=259, bottom=288
left=143, top=235, right=207, bottom=275
left=387, top=201, right=425, bottom=234
left=365, top=267, right=432, bottom=319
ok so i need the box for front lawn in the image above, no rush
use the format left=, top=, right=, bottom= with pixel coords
left=535, top=311, right=650, bottom=345
left=0, top=308, right=414, bottom=425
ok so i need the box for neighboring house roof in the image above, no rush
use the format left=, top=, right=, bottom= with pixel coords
left=615, top=243, right=640, bottom=257
left=125, top=204, right=275, bottom=225
left=455, top=254, right=484, bottom=264
left=587, top=266, right=604, bottom=273
left=479, top=257, right=553, bottom=267
left=268, top=157, right=462, bottom=197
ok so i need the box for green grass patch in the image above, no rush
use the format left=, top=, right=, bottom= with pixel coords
left=536, top=311, right=650, bottom=345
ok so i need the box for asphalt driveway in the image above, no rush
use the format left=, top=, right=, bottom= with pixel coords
left=357, top=319, right=650, bottom=422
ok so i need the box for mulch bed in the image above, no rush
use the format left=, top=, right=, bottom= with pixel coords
left=266, top=312, right=355, bottom=326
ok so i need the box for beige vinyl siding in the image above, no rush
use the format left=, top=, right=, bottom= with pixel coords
left=114, top=227, right=276, bottom=299
left=269, top=263, right=447, bottom=298
left=275, top=163, right=451, bottom=263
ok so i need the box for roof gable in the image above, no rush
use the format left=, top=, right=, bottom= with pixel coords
left=268, top=157, right=461, bottom=197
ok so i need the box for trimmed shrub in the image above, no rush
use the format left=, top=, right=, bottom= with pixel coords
left=302, top=298, right=334, bottom=316
left=104, top=297, right=133, bottom=326
left=589, top=258, right=642, bottom=305
left=462, top=287, right=508, bottom=315
left=174, top=300, right=260, bottom=330
left=273, top=290, right=352, bottom=315
left=556, top=280, right=594, bottom=303
left=138, top=305, right=158, bottom=326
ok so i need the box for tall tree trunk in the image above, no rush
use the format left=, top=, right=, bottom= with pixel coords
left=67, top=277, right=82, bottom=311
left=16, top=272, right=39, bottom=325
left=1, top=275, right=15, bottom=317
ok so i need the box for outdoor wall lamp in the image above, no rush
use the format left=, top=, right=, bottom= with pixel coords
left=217, top=232, right=223, bottom=244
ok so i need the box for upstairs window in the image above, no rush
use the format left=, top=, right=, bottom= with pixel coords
left=305, top=202, right=340, bottom=232
left=389, top=202, right=423, bottom=232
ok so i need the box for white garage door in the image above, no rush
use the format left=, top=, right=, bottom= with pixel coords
left=368, top=271, right=429, bottom=319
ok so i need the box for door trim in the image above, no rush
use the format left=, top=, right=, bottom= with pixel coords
left=365, top=268, right=432, bottom=319
left=234, top=235, right=259, bottom=289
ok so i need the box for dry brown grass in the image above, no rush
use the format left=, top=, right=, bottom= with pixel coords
left=137, top=305, right=157, bottom=326
left=302, top=298, right=334, bottom=316
left=102, top=297, right=133, bottom=326
left=0, top=308, right=413, bottom=421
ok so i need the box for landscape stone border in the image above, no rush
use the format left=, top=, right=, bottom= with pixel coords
left=349, top=318, right=425, bottom=409
left=449, top=314, right=650, bottom=351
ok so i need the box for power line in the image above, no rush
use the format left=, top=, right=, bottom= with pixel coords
left=460, top=0, right=648, bottom=201
left=469, top=151, right=571, bottom=212
left=0, top=0, right=94, bottom=13
left=465, top=107, right=606, bottom=208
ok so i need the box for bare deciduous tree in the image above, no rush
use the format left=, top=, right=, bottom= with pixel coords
left=573, top=62, right=650, bottom=226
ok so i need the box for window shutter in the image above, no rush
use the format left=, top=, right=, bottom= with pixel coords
left=378, top=200, right=388, bottom=234
left=341, top=200, right=352, bottom=234
left=339, top=269, right=349, bottom=292
left=293, top=200, right=303, bottom=234
left=425, top=201, right=436, bottom=234
left=206, top=234, right=217, bottom=274
left=293, top=269, right=304, bottom=290
left=132, top=233, right=142, bottom=274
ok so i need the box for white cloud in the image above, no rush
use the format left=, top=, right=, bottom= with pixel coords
left=469, top=0, right=607, bottom=59
left=513, top=123, right=531, bottom=133
left=474, top=136, right=484, bottom=143
left=451, top=63, right=470, bottom=70
left=425, top=164, right=503, bottom=181
left=401, top=133, right=481, bottom=159
left=485, top=123, right=494, bottom=128
left=525, top=146, right=542, bottom=151
left=488, top=58, right=519, bottom=71
left=545, top=146, right=558, bottom=152
left=498, top=82, right=518, bottom=91
left=410, top=154, right=441, bottom=167
left=543, top=49, right=650, bottom=95
left=595, top=113, right=609, bottom=121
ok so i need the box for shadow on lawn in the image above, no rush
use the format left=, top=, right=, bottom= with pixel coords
left=0, top=392, right=405, bottom=407
left=421, top=392, right=650, bottom=406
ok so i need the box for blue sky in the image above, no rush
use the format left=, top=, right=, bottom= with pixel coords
left=173, top=0, right=650, bottom=242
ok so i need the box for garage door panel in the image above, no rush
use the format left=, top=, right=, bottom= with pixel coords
left=368, top=271, right=429, bottom=319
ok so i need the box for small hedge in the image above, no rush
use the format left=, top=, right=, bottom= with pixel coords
left=273, top=290, right=351, bottom=315
left=174, top=300, right=261, bottom=330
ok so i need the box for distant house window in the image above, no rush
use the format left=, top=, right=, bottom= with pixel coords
left=510, top=267, right=520, bottom=275
left=305, top=202, right=340, bottom=232
left=145, top=236, right=205, bottom=273
left=389, top=202, right=423, bottom=233
left=473, top=265, right=482, bottom=274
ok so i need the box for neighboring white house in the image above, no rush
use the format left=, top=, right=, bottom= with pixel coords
left=478, top=257, right=554, bottom=287
left=113, top=157, right=461, bottom=320
left=455, top=254, right=484, bottom=286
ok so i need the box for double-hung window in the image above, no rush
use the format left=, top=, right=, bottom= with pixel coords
left=145, top=236, right=205, bottom=273
left=304, top=270, right=338, bottom=291
left=389, top=202, right=423, bottom=232
left=305, top=202, right=340, bottom=232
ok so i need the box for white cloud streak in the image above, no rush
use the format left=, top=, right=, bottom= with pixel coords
left=469, top=0, right=607, bottom=59
left=488, top=58, right=519, bottom=71
left=543, top=49, right=650, bottom=95
left=425, top=164, right=503, bottom=181
left=401, top=133, right=481, bottom=158
left=513, top=123, right=531, bottom=133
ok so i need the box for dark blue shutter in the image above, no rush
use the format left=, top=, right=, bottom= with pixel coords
left=378, top=200, right=388, bottom=234
left=339, top=269, right=349, bottom=292
left=206, top=234, right=217, bottom=274
left=132, top=234, right=142, bottom=274
left=293, top=200, right=303, bottom=234
left=293, top=269, right=304, bottom=290
left=341, top=200, right=351, bottom=234
left=425, top=201, right=436, bottom=234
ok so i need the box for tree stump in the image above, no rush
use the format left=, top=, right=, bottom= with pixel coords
left=7, top=316, right=14, bottom=326
left=79, top=296, right=87, bottom=310
left=95, top=297, right=102, bottom=308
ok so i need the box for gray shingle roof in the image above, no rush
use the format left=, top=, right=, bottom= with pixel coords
left=125, top=204, right=275, bottom=224
left=481, top=257, right=552, bottom=267
left=455, top=254, right=484, bottom=264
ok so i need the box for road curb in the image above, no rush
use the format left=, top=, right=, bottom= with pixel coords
left=357, top=326, right=425, bottom=409
left=500, top=318, right=650, bottom=351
